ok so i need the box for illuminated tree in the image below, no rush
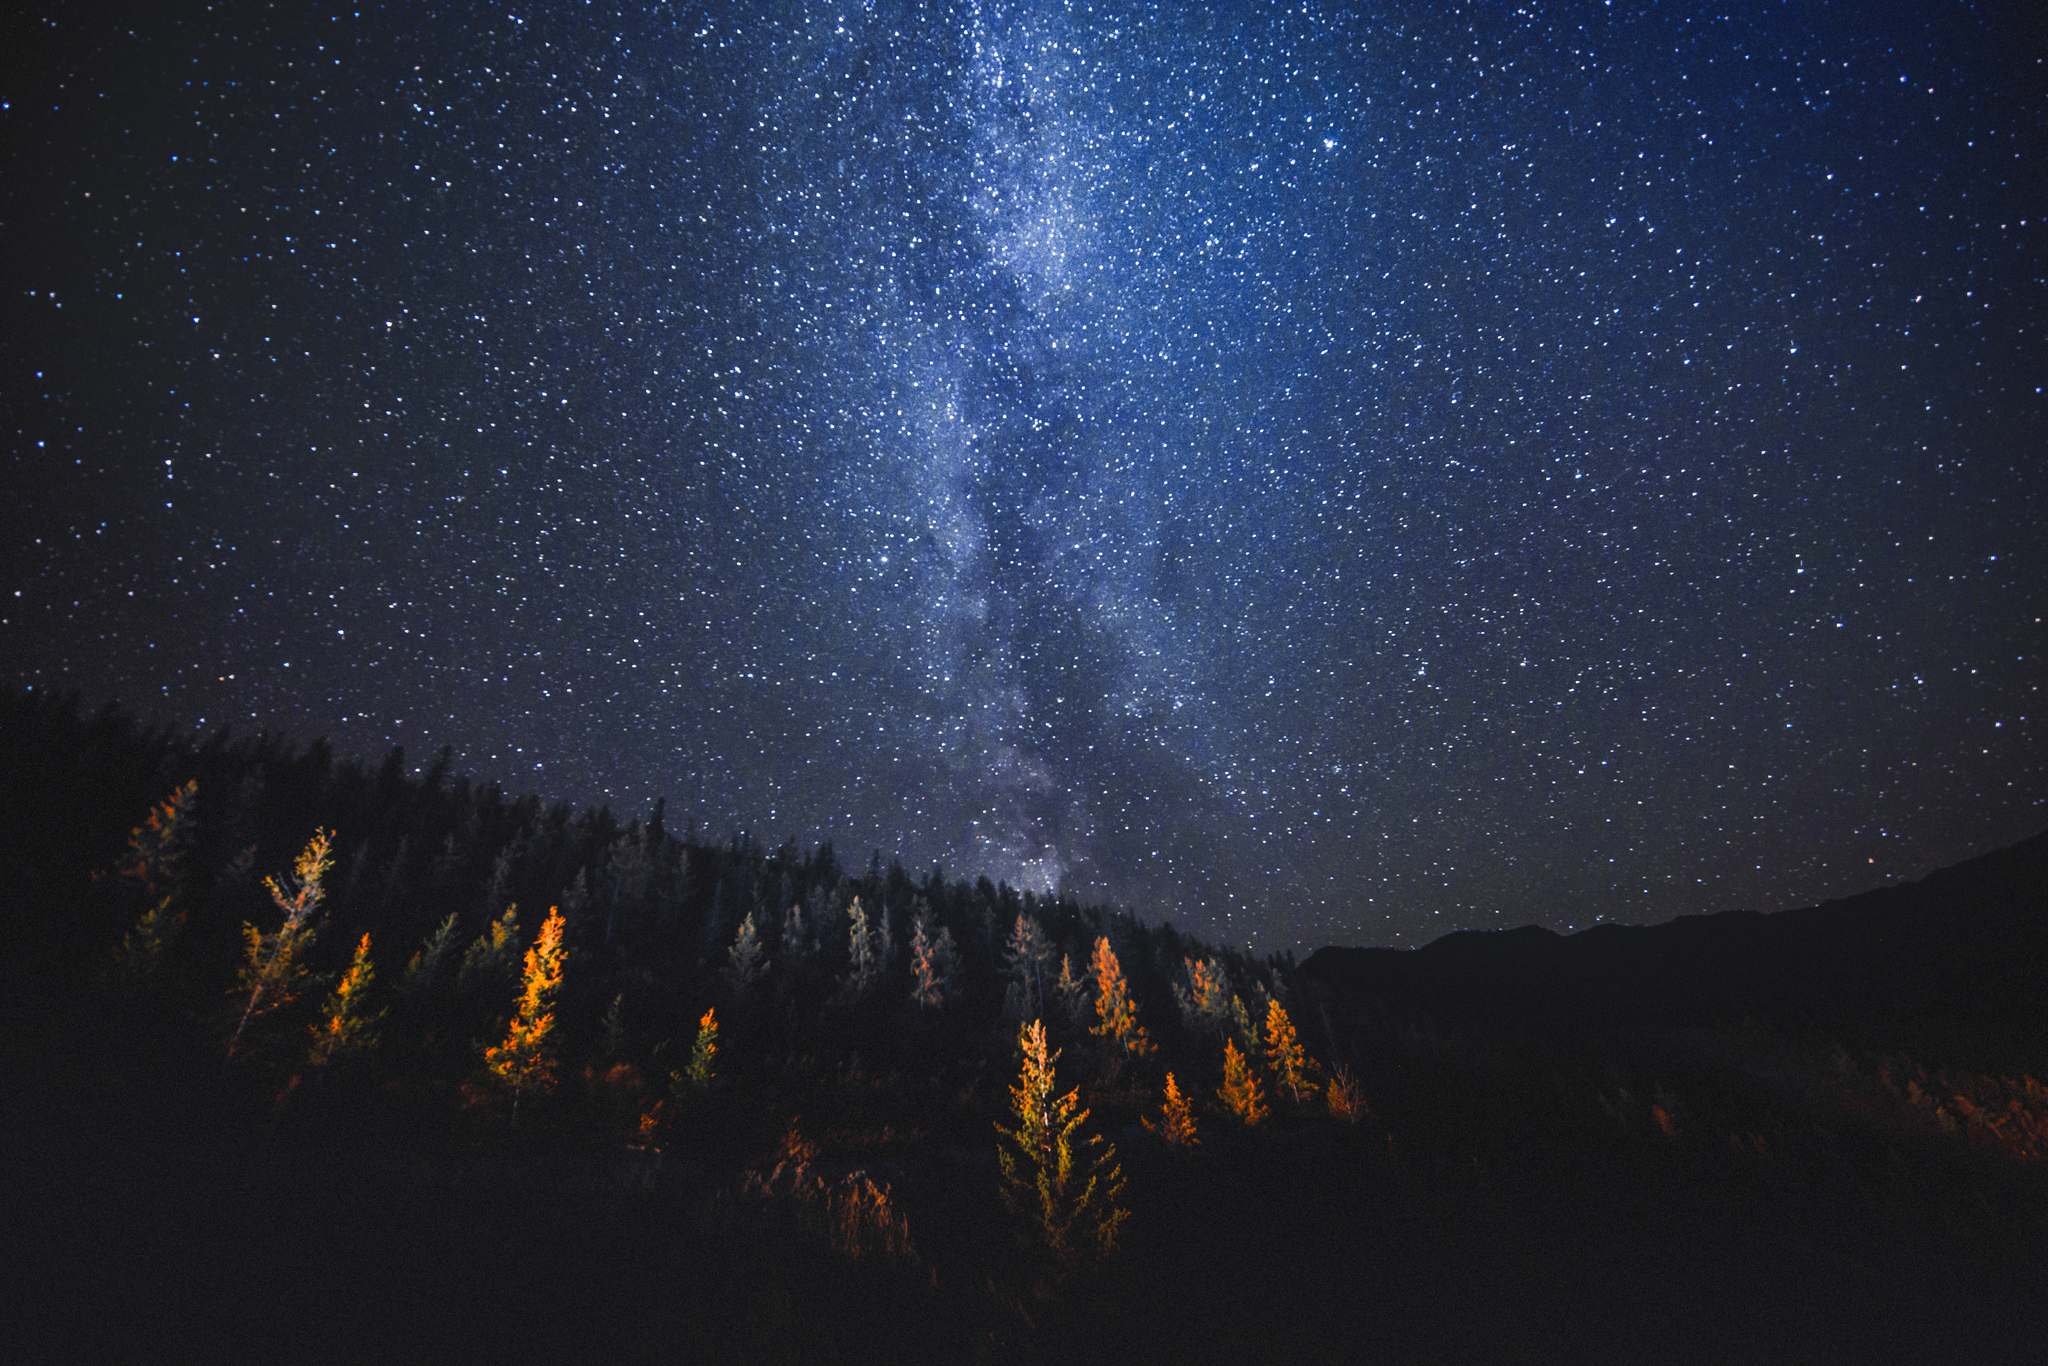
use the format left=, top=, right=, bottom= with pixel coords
left=400, top=912, right=460, bottom=997
left=1218, top=1038, right=1268, bottom=1127
left=108, top=779, right=199, bottom=982
left=307, top=933, right=384, bottom=1067
left=995, top=1020, right=1128, bottom=1262
left=727, top=912, right=768, bottom=995
left=484, top=907, right=566, bottom=1118
left=1263, top=999, right=1313, bottom=1105
left=909, top=908, right=958, bottom=1011
left=677, top=1006, right=719, bottom=1090
left=1171, top=956, right=1231, bottom=1041
left=1143, top=1072, right=1200, bottom=1150
left=1090, top=936, right=1154, bottom=1064
left=228, top=829, right=334, bottom=1060
left=841, top=897, right=882, bottom=1001
left=458, top=906, right=521, bottom=993
left=1326, top=1064, right=1369, bottom=1125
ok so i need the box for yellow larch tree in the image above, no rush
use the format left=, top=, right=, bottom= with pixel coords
left=228, top=828, right=335, bottom=1061
left=1089, top=936, right=1154, bottom=1065
left=995, top=1019, right=1128, bottom=1262
left=307, top=933, right=384, bottom=1067
left=1142, top=1072, right=1200, bottom=1150
left=1218, top=1038, right=1268, bottom=1127
left=108, top=779, right=199, bottom=982
left=679, top=1006, right=718, bottom=1090
left=1263, top=998, right=1314, bottom=1105
left=484, top=907, right=566, bottom=1118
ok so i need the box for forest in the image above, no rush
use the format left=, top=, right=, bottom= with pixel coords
left=3, top=685, right=2044, bottom=1363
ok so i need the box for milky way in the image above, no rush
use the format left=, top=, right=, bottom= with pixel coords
left=6, top=2, right=2042, bottom=949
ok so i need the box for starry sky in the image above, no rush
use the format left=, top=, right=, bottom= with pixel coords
left=5, top=1, right=2043, bottom=950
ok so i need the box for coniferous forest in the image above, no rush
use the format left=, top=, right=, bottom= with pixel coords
left=4, top=687, right=2045, bottom=1362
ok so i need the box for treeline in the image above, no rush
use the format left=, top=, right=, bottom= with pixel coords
left=4, top=687, right=1370, bottom=1260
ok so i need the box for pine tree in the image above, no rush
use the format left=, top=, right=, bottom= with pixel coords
left=1171, top=956, right=1231, bottom=1040
left=1263, top=998, right=1313, bottom=1105
left=1001, top=912, right=1054, bottom=1022
left=458, top=906, right=521, bottom=993
left=1089, top=936, right=1154, bottom=1063
left=307, top=933, right=384, bottom=1067
left=601, top=993, right=629, bottom=1058
left=841, top=897, right=882, bottom=1001
left=1218, top=1038, right=1268, bottom=1127
left=780, top=899, right=814, bottom=969
left=995, top=1020, right=1128, bottom=1262
left=107, top=779, right=201, bottom=983
left=1142, top=1072, right=1200, bottom=1150
left=677, top=1006, right=718, bottom=1090
left=909, top=908, right=958, bottom=1011
left=483, top=907, right=566, bottom=1118
left=227, top=829, right=334, bottom=1061
left=1052, top=952, right=1091, bottom=1030
left=727, top=912, right=768, bottom=995
left=400, top=912, right=460, bottom=997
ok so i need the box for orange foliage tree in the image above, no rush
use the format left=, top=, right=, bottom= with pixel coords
left=484, top=907, right=566, bottom=1118
left=1143, top=1072, right=1200, bottom=1150
left=107, top=779, right=199, bottom=982
left=1219, top=1038, right=1268, bottom=1127
left=307, top=933, right=384, bottom=1067
left=996, top=1020, right=1128, bottom=1262
left=1089, top=936, right=1154, bottom=1066
left=1263, top=999, right=1314, bottom=1104
left=228, top=828, right=334, bottom=1061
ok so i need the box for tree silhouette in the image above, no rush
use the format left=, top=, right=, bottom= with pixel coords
left=107, top=779, right=199, bottom=983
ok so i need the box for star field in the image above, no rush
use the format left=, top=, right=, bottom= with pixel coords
left=5, top=2, right=2043, bottom=949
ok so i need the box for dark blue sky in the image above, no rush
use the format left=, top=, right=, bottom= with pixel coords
left=6, top=1, right=2042, bottom=950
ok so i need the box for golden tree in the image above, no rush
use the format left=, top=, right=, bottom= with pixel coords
left=307, top=933, right=384, bottom=1067
left=1263, top=999, right=1314, bottom=1105
left=995, top=1020, right=1128, bottom=1262
left=679, top=1006, right=719, bottom=1090
left=228, top=829, right=335, bottom=1060
left=108, top=780, right=199, bottom=982
left=1326, top=1063, right=1369, bottom=1125
left=1089, top=936, right=1154, bottom=1064
left=1218, top=1038, right=1268, bottom=1127
left=484, top=907, right=567, bottom=1117
left=1142, top=1072, right=1200, bottom=1150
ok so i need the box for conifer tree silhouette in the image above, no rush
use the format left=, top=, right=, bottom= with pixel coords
left=727, top=912, right=768, bottom=995
left=909, top=908, right=958, bottom=1011
left=108, top=779, right=199, bottom=982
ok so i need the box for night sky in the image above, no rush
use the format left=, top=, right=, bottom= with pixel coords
left=5, top=2, right=2043, bottom=951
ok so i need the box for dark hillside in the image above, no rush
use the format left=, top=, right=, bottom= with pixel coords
left=1303, top=832, right=2048, bottom=1057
